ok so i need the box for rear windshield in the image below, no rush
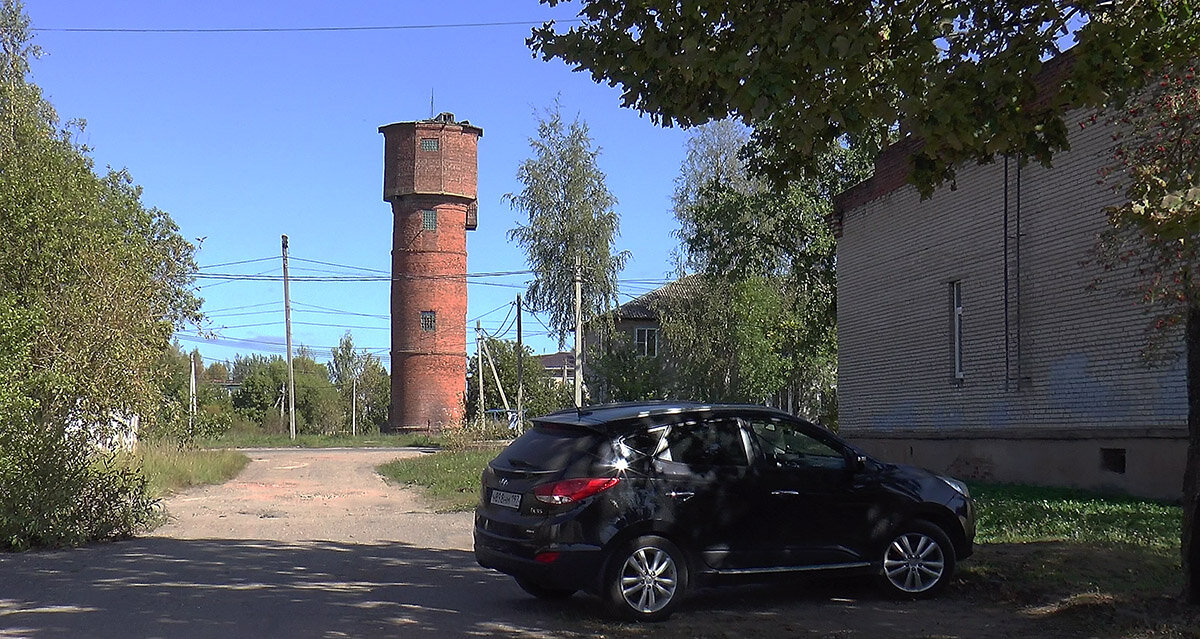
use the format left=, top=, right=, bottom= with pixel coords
left=494, top=424, right=605, bottom=472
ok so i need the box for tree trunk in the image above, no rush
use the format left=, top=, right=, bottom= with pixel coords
left=1184, top=305, right=1200, bottom=604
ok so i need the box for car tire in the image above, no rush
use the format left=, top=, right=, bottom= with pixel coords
left=877, top=520, right=956, bottom=598
left=603, top=535, right=688, bottom=622
left=514, top=577, right=576, bottom=600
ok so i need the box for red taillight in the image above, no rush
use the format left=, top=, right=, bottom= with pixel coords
left=533, top=477, right=619, bottom=505
left=534, top=552, right=560, bottom=564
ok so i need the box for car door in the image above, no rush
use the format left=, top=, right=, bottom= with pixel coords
left=744, top=416, right=875, bottom=568
left=649, top=417, right=759, bottom=570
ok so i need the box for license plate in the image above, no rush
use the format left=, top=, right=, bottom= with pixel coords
left=490, top=489, right=521, bottom=509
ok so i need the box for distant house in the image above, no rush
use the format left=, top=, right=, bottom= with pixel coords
left=586, top=276, right=708, bottom=359
left=833, top=104, right=1188, bottom=499
left=537, top=351, right=576, bottom=387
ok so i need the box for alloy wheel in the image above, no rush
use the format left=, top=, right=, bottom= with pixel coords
left=883, top=531, right=946, bottom=593
left=619, top=546, right=678, bottom=614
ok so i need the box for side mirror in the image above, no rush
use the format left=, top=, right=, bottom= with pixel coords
left=850, top=454, right=868, bottom=473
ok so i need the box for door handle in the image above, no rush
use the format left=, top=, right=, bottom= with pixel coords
left=667, top=491, right=695, bottom=501
left=771, top=490, right=800, bottom=496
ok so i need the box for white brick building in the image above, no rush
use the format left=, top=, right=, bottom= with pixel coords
left=834, top=111, right=1188, bottom=499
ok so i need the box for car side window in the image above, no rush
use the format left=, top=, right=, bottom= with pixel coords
left=615, top=426, right=668, bottom=472
left=748, top=418, right=846, bottom=471
left=659, top=419, right=749, bottom=467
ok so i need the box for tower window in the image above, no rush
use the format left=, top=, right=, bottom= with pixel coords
left=420, top=311, right=436, bottom=332
left=420, top=138, right=439, bottom=152
left=422, top=209, right=438, bottom=231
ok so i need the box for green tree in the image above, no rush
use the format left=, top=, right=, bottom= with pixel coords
left=328, top=332, right=389, bottom=433
left=231, top=352, right=343, bottom=435
left=530, top=0, right=1195, bottom=195
left=0, top=0, right=199, bottom=549
left=655, top=276, right=792, bottom=404
left=232, top=356, right=290, bottom=430
left=1096, top=62, right=1200, bottom=602
left=661, top=122, right=872, bottom=422
left=467, top=338, right=574, bottom=425
left=506, top=101, right=629, bottom=345
left=586, top=331, right=667, bottom=403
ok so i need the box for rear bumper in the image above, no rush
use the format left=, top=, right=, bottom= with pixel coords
left=473, top=525, right=607, bottom=593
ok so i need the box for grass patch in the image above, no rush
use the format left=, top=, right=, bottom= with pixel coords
left=960, top=482, right=1192, bottom=637
left=198, top=431, right=441, bottom=449
left=138, top=443, right=250, bottom=497
left=972, top=482, right=1181, bottom=549
left=377, top=447, right=502, bottom=512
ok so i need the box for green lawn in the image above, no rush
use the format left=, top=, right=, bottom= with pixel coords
left=377, top=447, right=501, bottom=512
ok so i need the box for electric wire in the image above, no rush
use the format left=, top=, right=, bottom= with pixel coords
left=33, top=19, right=584, bottom=34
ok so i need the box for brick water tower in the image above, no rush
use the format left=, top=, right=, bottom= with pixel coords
left=380, top=112, right=482, bottom=431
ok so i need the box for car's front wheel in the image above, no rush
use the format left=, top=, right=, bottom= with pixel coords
left=604, top=535, right=687, bottom=621
left=878, top=520, right=955, bottom=598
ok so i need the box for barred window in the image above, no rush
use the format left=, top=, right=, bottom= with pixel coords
left=422, top=209, right=437, bottom=231
left=420, top=138, right=439, bottom=152
left=420, top=311, right=436, bottom=332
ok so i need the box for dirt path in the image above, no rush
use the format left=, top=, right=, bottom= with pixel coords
left=155, top=448, right=472, bottom=547
left=0, top=448, right=1073, bottom=639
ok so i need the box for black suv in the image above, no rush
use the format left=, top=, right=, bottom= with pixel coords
left=474, top=402, right=975, bottom=621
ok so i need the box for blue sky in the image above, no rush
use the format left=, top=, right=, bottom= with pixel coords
left=24, top=1, right=690, bottom=369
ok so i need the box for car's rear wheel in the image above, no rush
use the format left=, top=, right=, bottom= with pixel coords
left=878, top=520, right=955, bottom=598
left=604, top=535, right=687, bottom=621
left=514, top=577, right=576, bottom=600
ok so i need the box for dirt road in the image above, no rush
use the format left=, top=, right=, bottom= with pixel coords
left=1, top=448, right=1065, bottom=638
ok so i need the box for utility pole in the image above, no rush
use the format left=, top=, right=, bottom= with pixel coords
left=476, top=321, right=484, bottom=427
left=351, top=376, right=357, bottom=437
left=188, top=354, right=197, bottom=434
left=516, top=294, right=523, bottom=429
left=573, top=254, right=583, bottom=408
left=282, top=235, right=297, bottom=440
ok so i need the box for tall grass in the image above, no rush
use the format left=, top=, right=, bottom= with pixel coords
left=138, top=444, right=250, bottom=497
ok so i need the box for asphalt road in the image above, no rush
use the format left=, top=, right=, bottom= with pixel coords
left=0, top=448, right=1053, bottom=639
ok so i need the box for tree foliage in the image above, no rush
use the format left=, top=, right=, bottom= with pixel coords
left=0, top=0, right=199, bottom=549
left=531, top=0, right=1197, bottom=195
left=231, top=353, right=344, bottom=435
left=1095, top=61, right=1200, bottom=603
left=652, top=122, right=871, bottom=421
left=506, top=101, right=629, bottom=345
left=586, top=331, right=667, bottom=403
left=328, top=332, right=390, bottom=433
left=466, top=338, right=574, bottom=424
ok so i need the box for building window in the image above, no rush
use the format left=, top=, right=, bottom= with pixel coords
left=951, top=281, right=964, bottom=380
left=420, top=311, right=436, bottom=332
left=636, top=327, right=659, bottom=357
left=420, top=138, right=439, bottom=152
left=422, top=209, right=437, bottom=231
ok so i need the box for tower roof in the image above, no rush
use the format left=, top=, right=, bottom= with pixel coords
left=378, top=111, right=483, bottom=137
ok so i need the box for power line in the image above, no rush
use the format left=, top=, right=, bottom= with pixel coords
left=197, top=256, right=277, bottom=270
left=32, top=19, right=583, bottom=34
left=290, top=256, right=389, bottom=275
left=204, top=300, right=280, bottom=314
